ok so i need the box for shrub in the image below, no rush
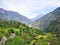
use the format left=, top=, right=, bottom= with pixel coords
left=40, top=37, right=44, bottom=39
left=8, top=29, right=14, bottom=34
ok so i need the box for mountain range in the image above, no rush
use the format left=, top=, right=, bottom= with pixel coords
left=0, top=7, right=60, bottom=30
left=32, top=7, right=60, bottom=29
left=0, top=8, right=32, bottom=25
left=32, top=14, right=44, bottom=21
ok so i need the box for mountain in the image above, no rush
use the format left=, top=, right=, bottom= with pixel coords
left=45, top=16, right=60, bottom=32
left=32, top=7, right=60, bottom=29
left=32, top=14, right=44, bottom=21
left=45, top=17, right=60, bottom=45
left=0, top=8, right=32, bottom=25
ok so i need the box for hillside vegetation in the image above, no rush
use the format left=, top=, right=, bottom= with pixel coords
left=45, top=17, right=60, bottom=45
left=0, top=20, right=52, bottom=45
left=0, top=19, right=60, bottom=45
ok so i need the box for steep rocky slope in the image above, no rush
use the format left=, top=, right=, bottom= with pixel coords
left=32, top=7, right=60, bottom=29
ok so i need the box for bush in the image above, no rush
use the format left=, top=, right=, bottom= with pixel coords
left=0, top=34, right=3, bottom=41
left=15, top=31, right=20, bottom=35
left=8, top=29, right=14, bottom=34
left=40, top=37, right=44, bottom=39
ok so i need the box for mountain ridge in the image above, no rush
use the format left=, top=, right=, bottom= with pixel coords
left=32, top=7, right=60, bottom=29
left=32, top=14, right=44, bottom=21
left=0, top=8, right=32, bottom=25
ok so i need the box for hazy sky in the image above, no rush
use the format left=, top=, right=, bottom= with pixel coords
left=0, top=0, right=60, bottom=19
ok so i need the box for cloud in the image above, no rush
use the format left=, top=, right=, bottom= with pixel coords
left=0, top=0, right=60, bottom=18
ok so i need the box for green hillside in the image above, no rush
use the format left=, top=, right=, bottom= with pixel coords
left=0, top=20, right=52, bottom=45
left=45, top=17, right=60, bottom=45
left=0, top=18, right=60, bottom=45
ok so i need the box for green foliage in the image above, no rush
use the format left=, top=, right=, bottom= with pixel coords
left=8, top=28, right=15, bottom=33
left=0, top=20, right=20, bottom=28
left=15, top=31, right=20, bottom=35
left=45, top=17, right=60, bottom=37
left=40, top=37, right=44, bottom=39
left=44, top=17, right=60, bottom=45
left=0, top=20, right=50, bottom=45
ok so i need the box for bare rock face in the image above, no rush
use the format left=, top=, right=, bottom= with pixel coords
left=10, top=33, right=15, bottom=39
left=0, top=33, right=15, bottom=45
left=8, top=33, right=15, bottom=40
left=0, top=36, right=7, bottom=45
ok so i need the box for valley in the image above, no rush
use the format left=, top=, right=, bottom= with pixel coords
left=0, top=7, right=60, bottom=45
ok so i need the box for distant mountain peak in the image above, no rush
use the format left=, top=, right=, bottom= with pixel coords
left=0, top=8, right=4, bottom=10
left=56, top=7, right=60, bottom=9
left=32, top=14, right=44, bottom=21
left=54, top=7, right=60, bottom=11
left=0, top=8, right=7, bottom=13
